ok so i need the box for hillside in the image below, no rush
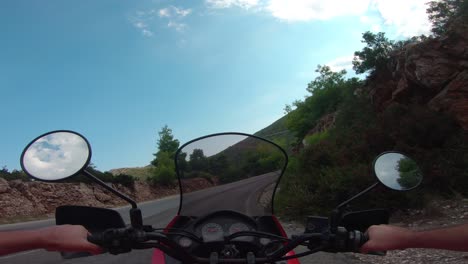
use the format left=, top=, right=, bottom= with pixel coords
left=254, top=115, right=297, bottom=152
left=275, top=8, right=468, bottom=219
left=108, top=117, right=295, bottom=181
left=109, top=165, right=154, bottom=180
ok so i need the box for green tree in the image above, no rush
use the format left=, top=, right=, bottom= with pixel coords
left=208, top=154, right=228, bottom=176
left=149, top=151, right=176, bottom=186
left=148, top=125, right=180, bottom=186
left=189, top=149, right=208, bottom=172
left=151, top=125, right=180, bottom=166
left=427, top=0, right=468, bottom=36
left=176, top=152, right=188, bottom=177
left=396, top=158, right=422, bottom=189
left=352, top=31, right=394, bottom=74
left=286, top=65, right=361, bottom=139
left=306, top=65, right=346, bottom=94
left=152, top=165, right=176, bottom=186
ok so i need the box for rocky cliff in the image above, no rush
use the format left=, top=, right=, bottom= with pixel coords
left=367, top=20, right=468, bottom=130
left=0, top=177, right=214, bottom=222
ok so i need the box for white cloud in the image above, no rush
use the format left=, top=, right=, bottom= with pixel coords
left=130, top=5, right=192, bottom=36
left=326, top=56, right=354, bottom=72
left=371, top=24, right=381, bottom=32
left=130, top=18, right=154, bottom=37
left=168, top=21, right=187, bottom=32
left=159, top=8, right=171, bottom=17
left=174, top=7, right=192, bottom=17
left=130, top=10, right=156, bottom=37
left=159, top=6, right=192, bottom=18
left=203, top=0, right=430, bottom=38
left=370, top=0, right=431, bottom=37
left=267, top=0, right=370, bottom=21
left=359, top=14, right=382, bottom=33
left=206, top=0, right=260, bottom=9
left=142, top=29, right=154, bottom=37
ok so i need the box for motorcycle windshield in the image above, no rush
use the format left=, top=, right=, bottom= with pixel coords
left=175, top=133, right=288, bottom=217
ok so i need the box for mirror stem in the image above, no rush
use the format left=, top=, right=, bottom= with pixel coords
left=330, top=182, right=379, bottom=232
left=336, top=182, right=379, bottom=210
left=82, top=170, right=138, bottom=209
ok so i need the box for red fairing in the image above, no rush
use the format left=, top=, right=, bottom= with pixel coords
left=152, top=249, right=166, bottom=264
left=152, top=216, right=180, bottom=264
left=272, top=215, right=301, bottom=264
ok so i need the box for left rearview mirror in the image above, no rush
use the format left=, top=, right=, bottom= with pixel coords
left=21, top=130, right=91, bottom=182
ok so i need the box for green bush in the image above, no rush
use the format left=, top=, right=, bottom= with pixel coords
left=0, top=167, right=29, bottom=181
left=304, top=130, right=329, bottom=147
left=148, top=166, right=176, bottom=186
left=113, top=174, right=136, bottom=189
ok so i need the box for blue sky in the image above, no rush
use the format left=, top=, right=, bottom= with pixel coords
left=0, top=0, right=432, bottom=172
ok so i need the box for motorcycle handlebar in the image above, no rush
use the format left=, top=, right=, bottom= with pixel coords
left=86, top=227, right=374, bottom=262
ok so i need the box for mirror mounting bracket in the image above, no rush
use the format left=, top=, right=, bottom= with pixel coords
left=330, top=182, right=379, bottom=232
left=82, top=170, right=143, bottom=228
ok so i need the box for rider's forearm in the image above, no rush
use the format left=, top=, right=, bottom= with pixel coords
left=0, top=229, right=45, bottom=255
left=408, top=224, right=468, bottom=251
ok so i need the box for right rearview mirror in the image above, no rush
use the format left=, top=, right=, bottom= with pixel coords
left=373, top=152, right=423, bottom=191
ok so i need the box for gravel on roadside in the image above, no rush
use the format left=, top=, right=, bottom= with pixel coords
left=280, top=198, right=468, bottom=264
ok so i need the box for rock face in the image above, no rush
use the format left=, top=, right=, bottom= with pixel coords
left=0, top=178, right=214, bottom=222
left=367, top=21, right=468, bottom=130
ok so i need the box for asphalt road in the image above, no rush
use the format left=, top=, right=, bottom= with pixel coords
left=0, top=174, right=363, bottom=264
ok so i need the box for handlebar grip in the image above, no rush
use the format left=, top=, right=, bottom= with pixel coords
left=360, top=232, right=369, bottom=246
left=359, top=231, right=386, bottom=256
left=87, top=233, right=103, bottom=245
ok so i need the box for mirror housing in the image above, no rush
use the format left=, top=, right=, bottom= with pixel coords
left=21, top=130, right=143, bottom=228
left=330, top=151, right=422, bottom=232
left=21, top=130, right=91, bottom=182
left=373, top=152, right=423, bottom=191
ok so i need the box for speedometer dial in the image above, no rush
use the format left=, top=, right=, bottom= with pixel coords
left=228, top=223, right=250, bottom=234
left=201, top=223, right=224, bottom=242
left=229, top=223, right=252, bottom=242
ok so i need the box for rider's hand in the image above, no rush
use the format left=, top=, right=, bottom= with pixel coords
left=38, top=225, right=102, bottom=255
left=360, top=225, right=413, bottom=253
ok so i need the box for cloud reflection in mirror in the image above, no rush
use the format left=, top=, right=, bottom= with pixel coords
left=22, top=132, right=90, bottom=181
left=374, top=152, right=422, bottom=191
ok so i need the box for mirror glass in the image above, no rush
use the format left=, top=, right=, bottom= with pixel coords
left=21, top=131, right=91, bottom=181
left=374, top=152, right=423, bottom=191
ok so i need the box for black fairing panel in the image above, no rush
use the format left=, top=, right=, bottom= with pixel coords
left=56, top=205, right=126, bottom=231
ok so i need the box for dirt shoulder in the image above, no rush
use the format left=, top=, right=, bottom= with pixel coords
left=281, top=198, right=468, bottom=264
left=354, top=197, right=468, bottom=264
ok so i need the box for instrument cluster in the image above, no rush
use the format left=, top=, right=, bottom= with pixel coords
left=200, top=220, right=253, bottom=242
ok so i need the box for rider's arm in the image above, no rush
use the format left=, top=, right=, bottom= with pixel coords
left=361, top=223, right=468, bottom=253
left=0, top=225, right=101, bottom=256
